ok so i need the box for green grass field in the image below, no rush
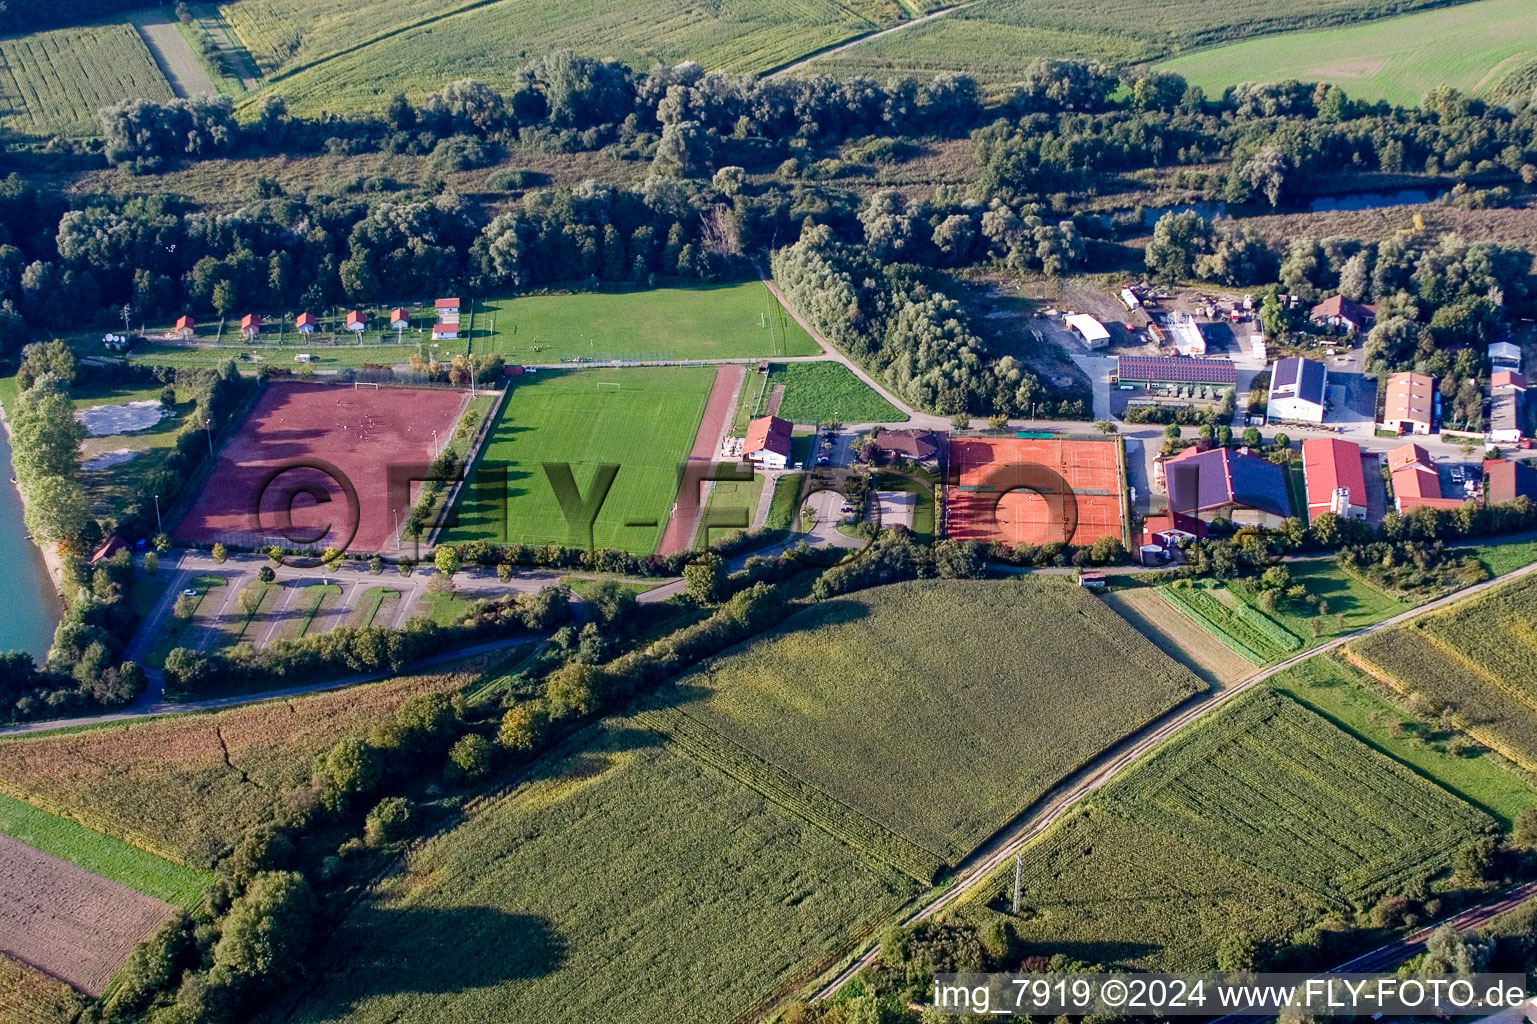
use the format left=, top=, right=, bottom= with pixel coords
left=695, top=474, right=764, bottom=549
left=1348, top=572, right=1537, bottom=771
left=810, top=0, right=1462, bottom=83
left=443, top=367, right=713, bottom=552
left=282, top=720, right=918, bottom=1024
left=1228, top=560, right=1408, bottom=642
left=1158, top=0, right=1537, bottom=107
left=766, top=361, right=906, bottom=424
left=73, top=382, right=193, bottom=520
left=0, top=792, right=210, bottom=908
left=0, top=22, right=173, bottom=137
left=470, top=283, right=819, bottom=364
left=1467, top=535, right=1537, bottom=577
left=1272, top=655, right=1537, bottom=828
left=661, top=577, right=1204, bottom=870
left=233, top=0, right=907, bottom=117
left=956, top=690, right=1493, bottom=969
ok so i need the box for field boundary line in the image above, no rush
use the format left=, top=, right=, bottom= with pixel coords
left=765, top=0, right=981, bottom=77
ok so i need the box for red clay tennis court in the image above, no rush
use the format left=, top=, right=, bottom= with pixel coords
left=176, top=381, right=472, bottom=553
left=946, top=437, right=1125, bottom=547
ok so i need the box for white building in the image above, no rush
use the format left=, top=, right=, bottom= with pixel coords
left=1267, top=356, right=1328, bottom=424
left=1168, top=313, right=1206, bottom=356
left=1064, top=313, right=1111, bottom=349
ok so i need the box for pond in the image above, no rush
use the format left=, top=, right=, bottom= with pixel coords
left=0, top=427, right=62, bottom=661
left=1098, top=187, right=1453, bottom=230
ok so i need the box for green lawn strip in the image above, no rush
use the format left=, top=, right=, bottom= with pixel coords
left=1271, top=655, right=1537, bottom=828
left=0, top=792, right=210, bottom=909
left=347, top=587, right=401, bottom=628
left=694, top=475, right=765, bottom=549
left=473, top=283, right=819, bottom=363
left=766, top=361, right=906, bottom=424
left=407, top=393, right=497, bottom=540
left=1285, top=457, right=1308, bottom=522
left=214, top=581, right=279, bottom=649
left=414, top=590, right=486, bottom=627
left=1157, top=582, right=1273, bottom=663
left=1467, top=536, right=1537, bottom=577
left=1226, top=560, right=1408, bottom=647
left=285, top=583, right=342, bottom=639
left=789, top=428, right=815, bottom=468
left=125, top=342, right=425, bottom=370
left=729, top=369, right=772, bottom=435
left=145, top=574, right=228, bottom=668
left=765, top=474, right=804, bottom=531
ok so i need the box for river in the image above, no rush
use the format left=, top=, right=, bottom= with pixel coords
left=1098, top=187, right=1454, bottom=231
left=0, top=427, right=62, bottom=661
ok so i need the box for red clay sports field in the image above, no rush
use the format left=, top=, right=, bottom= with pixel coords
left=946, top=437, right=1126, bottom=547
left=176, top=381, right=472, bottom=553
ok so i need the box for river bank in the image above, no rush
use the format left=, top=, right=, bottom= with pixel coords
left=0, top=404, right=64, bottom=660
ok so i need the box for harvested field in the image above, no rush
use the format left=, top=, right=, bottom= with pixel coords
left=0, top=669, right=476, bottom=866
left=956, top=690, right=1493, bottom=969
left=0, top=837, right=176, bottom=997
left=0, top=23, right=173, bottom=137
left=946, top=436, right=1125, bottom=547
left=175, top=381, right=472, bottom=553
left=660, top=578, right=1204, bottom=869
left=281, top=721, right=916, bottom=1024
left=1101, top=587, right=1255, bottom=687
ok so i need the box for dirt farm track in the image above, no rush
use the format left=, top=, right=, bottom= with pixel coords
left=0, top=836, right=176, bottom=996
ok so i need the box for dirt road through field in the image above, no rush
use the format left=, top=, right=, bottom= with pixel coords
left=657, top=364, right=746, bottom=556
left=129, top=11, right=216, bottom=98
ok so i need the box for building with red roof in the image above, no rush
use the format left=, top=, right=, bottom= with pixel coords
left=432, top=297, right=462, bottom=340
left=1484, top=458, right=1537, bottom=506
left=346, top=309, right=367, bottom=332
left=743, top=415, right=793, bottom=470
left=1389, top=443, right=1463, bottom=512
left=1381, top=372, right=1435, bottom=435
left=1309, top=295, right=1377, bottom=333
left=1303, top=437, right=1367, bottom=522
left=389, top=307, right=410, bottom=330
left=240, top=313, right=261, bottom=338
left=173, top=315, right=195, bottom=340
left=295, top=311, right=318, bottom=333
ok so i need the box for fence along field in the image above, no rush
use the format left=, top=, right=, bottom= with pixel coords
left=0, top=23, right=173, bottom=137
left=280, top=720, right=919, bottom=1024
left=1346, top=572, right=1537, bottom=771
left=956, top=690, right=1493, bottom=969
left=807, top=0, right=1477, bottom=82
left=0, top=668, right=478, bottom=867
left=233, top=0, right=910, bottom=117
left=657, top=577, right=1205, bottom=870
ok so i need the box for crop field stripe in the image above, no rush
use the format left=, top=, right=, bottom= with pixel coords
left=0, top=792, right=210, bottom=909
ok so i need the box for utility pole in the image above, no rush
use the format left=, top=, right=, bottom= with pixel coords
left=205, top=418, right=214, bottom=456
left=153, top=494, right=162, bottom=535
left=1011, top=852, right=1022, bottom=915
left=393, top=508, right=401, bottom=553
left=121, top=303, right=132, bottom=336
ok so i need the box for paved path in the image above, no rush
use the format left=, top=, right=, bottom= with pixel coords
left=129, top=11, right=216, bottom=98
left=812, top=554, right=1537, bottom=1001
left=659, top=364, right=746, bottom=556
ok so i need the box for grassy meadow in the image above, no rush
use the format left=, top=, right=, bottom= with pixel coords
left=471, top=283, right=819, bottom=364
left=0, top=792, right=210, bottom=908
left=0, top=23, right=172, bottom=137
left=1159, top=0, right=1537, bottom=107
left=443, top=367, right=713, bottom=553
left=661, top=577, right=1205, bottom=868
left=956, top=690, right=1493, bottom=969
left=766, top=361, right=906, bottom=424
left=281, top=721, right=918, bottom=1024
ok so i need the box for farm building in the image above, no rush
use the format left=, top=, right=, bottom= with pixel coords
left=1484, top=458, right=1537, bottom=505
left=295, top=312, right=317, bottom=334
left=743, top=415, right=793, bottom=469
left=1115, top=355, right=1237, bottom=387
left=173, top=315, right=195, bottom=340
left=1065, top=313, right=1111, bottom=348
left=1267, top=356, right=1328, bottom=424
left=390, top=307, right=410, bottom=330
left=1137, top=513, right=1202, bottom=564
left=1382, top=372, right=1435, bottom=435
left=1389, top=444, right=1463, bottom=512
left=871, top=428, right=940, bottom=464
left=1167, top=313, right=1206, bottom=356
left=240, top=313, right=261, bottom=339
left=346, top=310, right=367, bottom=333
left=1309, top=295, right=1376, bottom=333
left=1161, top=446, right=1291, bottom=528
left=1489, top=371, right=1526, bottom=445
left=1302, top=437, right=1367, bottom=522
left=1489, top=340, right=1522, bottom=371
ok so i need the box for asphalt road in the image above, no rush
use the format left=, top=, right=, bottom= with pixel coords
left=810, top=555, right=1537, bottom=1002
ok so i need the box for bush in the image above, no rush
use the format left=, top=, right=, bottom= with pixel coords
left=364, top=797, right=414, bottom=846
left=446, top=733, right=493, bottom=782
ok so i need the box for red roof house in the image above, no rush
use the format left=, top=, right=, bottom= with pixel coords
left=345, top=310, right=366, bottom=332
left=1303, top=438, right=1368, bottom=521
left=1389, top=443, right=1463, bottom=512
left=173, top=315, right=195, bottom=338
left=743, top=416, right=794, bottom=469
left=295, top=311, right=318, bottom=333
left=240, top=313, right=261, bottom=337
left=389, top=307, right=410, bottom=329
left=1310, top=295, right=1377, bottom=333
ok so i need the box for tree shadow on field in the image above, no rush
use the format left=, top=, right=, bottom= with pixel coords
left=325, top=905, right=566, bottom=1000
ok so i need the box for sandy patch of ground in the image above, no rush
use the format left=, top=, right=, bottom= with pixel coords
left=0, top=836, right=175, bottom=996
left=82, top=449, right=144, bottom=472
left=75, top=401, right=166, bottom=437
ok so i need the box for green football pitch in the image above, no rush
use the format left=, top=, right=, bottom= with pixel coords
left=469, top=282, right=820, bottom=363
left=443, top=367, right=715, bottom=552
